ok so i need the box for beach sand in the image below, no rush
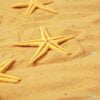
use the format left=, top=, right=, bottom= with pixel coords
left=0, top=0, right=100, bottom=100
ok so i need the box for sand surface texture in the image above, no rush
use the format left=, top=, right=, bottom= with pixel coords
left=0, top=0, right=100, bottom=100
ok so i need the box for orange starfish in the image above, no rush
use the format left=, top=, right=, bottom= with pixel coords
left=12, top=0, right=58, bottom=15
left=14, top=26, right=76, bottom=64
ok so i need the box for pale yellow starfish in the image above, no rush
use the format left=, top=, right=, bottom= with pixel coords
left=0, top=59, right=21, bottom=83
left=13, top=26, right=76, bottom=64
left=12, top=0, right=58, bottom=15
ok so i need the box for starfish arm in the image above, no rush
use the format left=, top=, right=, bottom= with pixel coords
left=13, top=40, right=43, bottom=47
left=0, top=59, right=15, bottom=73
left=0, top=73, right=20, bottom=80
left=42, top=0, right=53, bottom=4
left=26, top=3, right=34, bottom=15
left=40, top=26, right=51, bottom=39
left=51, top=36, right=66, bottom=40
left=0, top=77, right=19, bottom=83
left=0, top=73, right=20, bottom=83
left=0, top=73, right=20, bottom=81
left=0, top=77, right=20, bottom=83
left=27, top=4, right=36, bottom=15
left=29, top=43, right=48, bottom=64
left=49, top=42, right=68, bottom=55
left=37, top=3, right=58, bottom=14
left=54, top=35, right=76, bottom=44
left=12, top=3, right=29, bottom=8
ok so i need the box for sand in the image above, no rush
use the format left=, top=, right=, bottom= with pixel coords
left=0, top=0, right=100, bottom=100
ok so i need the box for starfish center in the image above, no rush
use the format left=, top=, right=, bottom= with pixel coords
left=44, top=39, right=50, bottom=42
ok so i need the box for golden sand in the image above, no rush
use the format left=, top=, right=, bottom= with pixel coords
left=0, top=0, right=100, bottom=100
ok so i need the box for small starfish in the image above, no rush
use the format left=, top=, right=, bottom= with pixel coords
left=12, top=0, right=58, bottom=15
left=0, top=59, right=21, bottom=83
left=13, top=26, right=76, bottom=64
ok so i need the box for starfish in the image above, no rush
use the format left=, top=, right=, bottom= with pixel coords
left=13, top=26, right=76, bottom=64
left=12, top=0, right=58, bottom=15
left=0, top=59, right=21, bottom=83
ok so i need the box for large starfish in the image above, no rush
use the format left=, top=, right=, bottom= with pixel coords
left=12, top=0, right=58, bottom=15
left=13, top=26, right=76, bottom=64
left=0, top=59, right=20, bottom=83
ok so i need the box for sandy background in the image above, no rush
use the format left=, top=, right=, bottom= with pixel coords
left=0, top=0, right=100, bottom=100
